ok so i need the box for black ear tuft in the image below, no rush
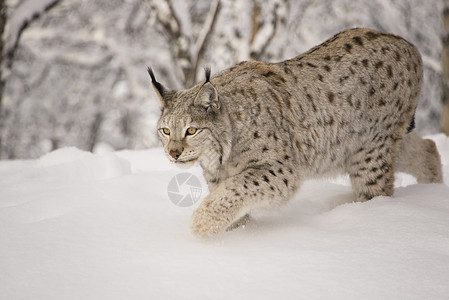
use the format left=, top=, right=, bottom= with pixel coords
left=147, top=67, right=164, bottom=93
left=204, top=66, right=211, bottom=83
left=147, top=66, right=173, bottom=108
left=147, top=67, right=156, bottom=83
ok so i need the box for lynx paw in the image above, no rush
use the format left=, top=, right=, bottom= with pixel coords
left=191, top=203, right=229, bottom=238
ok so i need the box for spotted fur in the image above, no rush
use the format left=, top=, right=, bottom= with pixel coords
left=150, top=28, right=443, bottom=238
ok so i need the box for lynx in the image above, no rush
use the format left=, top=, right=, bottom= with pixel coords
left=149, top=28, right=442, bottom=238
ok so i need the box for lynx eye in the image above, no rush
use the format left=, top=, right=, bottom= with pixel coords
left=185, top=127, right=197, bottom=136
left=162, top=128, right=170, bottom=135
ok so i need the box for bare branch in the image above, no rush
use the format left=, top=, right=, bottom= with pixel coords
left=3, top=0, right=61, bottom=68
left=151, top=0, right=192, bottom=87
left=187, top=0, right=221, bottom=87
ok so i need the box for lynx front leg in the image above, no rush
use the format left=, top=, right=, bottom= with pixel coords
left=191, top=167, right=294, bottom=238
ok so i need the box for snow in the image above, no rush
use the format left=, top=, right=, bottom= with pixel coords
left=1, top=135, right=449, bottom=299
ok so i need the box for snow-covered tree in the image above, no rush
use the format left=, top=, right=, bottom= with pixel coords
left=0, top=0, right=444, bottom=159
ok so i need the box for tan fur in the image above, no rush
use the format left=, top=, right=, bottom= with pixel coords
left=150, top=28, right=443, bottom=238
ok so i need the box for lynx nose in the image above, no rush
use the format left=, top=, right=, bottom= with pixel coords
left=169, top=150, right=182, bottom=160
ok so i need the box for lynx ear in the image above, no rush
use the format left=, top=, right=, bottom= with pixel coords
left=194, top=82, right=220, bottom=113
left=147, top=67, right=174, bottom=108
left=194, top=67, right=220, bottom=113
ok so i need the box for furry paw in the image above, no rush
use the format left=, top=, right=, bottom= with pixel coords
left=191, top=203, right=230, bottom=238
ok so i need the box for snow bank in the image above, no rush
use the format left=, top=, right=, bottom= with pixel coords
left=36, top=147, right=131, bottom=182
left=0, top=135, right=448, bottom=299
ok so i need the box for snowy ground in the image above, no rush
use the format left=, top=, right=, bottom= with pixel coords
left=1, top=135, right=449, bottom=300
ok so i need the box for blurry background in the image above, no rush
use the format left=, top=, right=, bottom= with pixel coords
left=0, top=0, right=447, bottom=159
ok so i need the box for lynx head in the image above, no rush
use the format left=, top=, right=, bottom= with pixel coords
left=148, top=67, right=226, bottom=168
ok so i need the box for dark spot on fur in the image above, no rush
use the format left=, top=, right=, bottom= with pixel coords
left=387, top=65, right=393, bottom=78
left=269, top=170, right=276, bottom=176
left=263, top=71, right=275, bottom=77
left=318, top=74, right=324, bottom=82
left=306, top=62, right=317, bottom=68
left=324, top=55, right=331, bottom=61
left=283, top=179, right=289, bottom=187
left=366, top=179, right=377, bottom=186
left=393, top=82, right=399, bottom=90
left=344, top=43, right=353, bottom=53
left=346, top=94, right=353, bottom=106
left=340, top=75, right=349, bottom=84
left=278, top=168, right=284, bottom=174
left=262, top=146, right=269, bottom=152
left=254, top=131, right=260, bottom=139
left=284, top=155, right=290, bottom=160
left=263, top=175, right=270, bottom=183
left=375, top=61, right=384, bottom=69
left=369, top=87, right=375, bottom=96
left=253, top=180, right=259, bottom=186
left=366, top=31, right=380, bottom=40
left=327, top=92, right=335, bottom=103
left=353, top=36, right=363, bottom=46
left=361, top=59, right=369, bottom=67
left=323, top=65, right=331, bottom=72
left=325, top=116, right=334, bottom=126
left=243, top=184, right=248, bottom=189
left=365, top=157, right=372, bottom=163
left=394, top=51, right=401, bottom=61
left=270, top=186, right=275, bottom=191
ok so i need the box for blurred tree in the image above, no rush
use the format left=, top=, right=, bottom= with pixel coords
left=0, top=0, right=445, bottom=159
left=442, top=0, right=449, bottom=135
left=1, top=0, right=61, bottom=158
left=0, top=0, right=6, bottom=157
left=150, top=0, right=221, bottom=88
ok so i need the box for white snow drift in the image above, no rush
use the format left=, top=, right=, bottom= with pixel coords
left=1, top=135, right=449, bottom=299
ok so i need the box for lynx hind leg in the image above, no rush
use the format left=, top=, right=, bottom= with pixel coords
left=347, top=139, right=396, bottom=202
left=396, top=132, right=443, bottom=183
